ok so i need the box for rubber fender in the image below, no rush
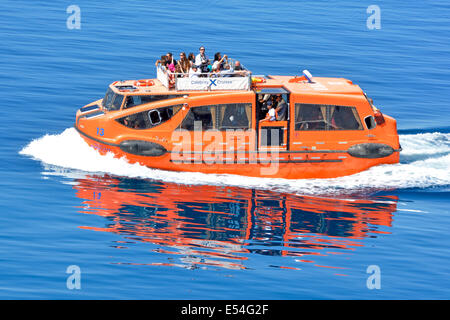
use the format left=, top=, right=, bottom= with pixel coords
left=119, top=140, right=167, bottom=157
left=347, top=143, right=394, bottom=159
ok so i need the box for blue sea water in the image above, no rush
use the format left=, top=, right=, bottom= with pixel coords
left=1, top=0, right=450, bottom=299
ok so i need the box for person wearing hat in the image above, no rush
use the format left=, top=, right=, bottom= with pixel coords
left=260, top=99, right=277, bottom=122
left=189, top=64, right=201, bottom=78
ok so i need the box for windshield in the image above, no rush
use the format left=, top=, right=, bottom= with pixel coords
left=102, top=87, right=124, bottom=111
left=123, top=94, right=184, bottom=109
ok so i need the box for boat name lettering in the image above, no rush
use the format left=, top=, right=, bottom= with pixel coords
left=190, top=79, right=234, bottom=85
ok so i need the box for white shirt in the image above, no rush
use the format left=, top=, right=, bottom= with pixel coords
left=189, top=67, right=201, bottom=78
left=212, top=61, right=220, bottom=70
left=219, top=67, right=234, bottom=76
left=195, top=53, right=208, bottom=66
left=268, top=108, right=276, bottom=120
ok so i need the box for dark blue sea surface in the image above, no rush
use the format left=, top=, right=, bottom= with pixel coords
left=1, top=1, right=449, bottom=299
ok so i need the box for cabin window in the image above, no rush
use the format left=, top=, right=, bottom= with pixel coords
left=124, top=95, right=142, bottom=109
left=110, top=94, right=124, bottom=111
left=116, top=105, right=182, bottom=129
left=294, top=103, right=362, bottom=131
left=295, top=104, right=327, bottom=130
left=148, top=110, right=161, bottom=125
left=102, top=88, right=116, bottom=110
left=123, top=94, right=184, bottom=109
left=364, top=115, right=376, bottom=130
left=181, top=103, right=252, bottom=131
left=181, top=106, right=214, bottom=131
left=102, top=87, right=125, bottom=111
left=218, top=103, right=251, bottom=130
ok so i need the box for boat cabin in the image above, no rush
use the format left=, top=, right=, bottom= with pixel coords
left=75, top=66, right=399, bottom=178
left=90, top=67, right=382, bottom=148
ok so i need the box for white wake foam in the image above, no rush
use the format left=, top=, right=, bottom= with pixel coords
left=19, top=128, right=450, bottom=194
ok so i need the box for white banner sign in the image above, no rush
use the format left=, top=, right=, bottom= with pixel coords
left=176, top=76, right=250, bottom=91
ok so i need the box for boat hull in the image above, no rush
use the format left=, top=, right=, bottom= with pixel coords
left=76, top=127, right=399, bottom=179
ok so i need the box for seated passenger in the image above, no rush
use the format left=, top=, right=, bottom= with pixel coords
left=175, top=64, right=183, bottom=77
left=165, top=53, right=176, bottom=87
left=177, top=52, right=190, bottom=76
left=212, top=52, right=228, bottom=71
left=260, top=100, right=277, bottom=122
left=122, top=115, right=137, bottom=128
left=211, top=60, right=220, bottom=72
left=211, top=64, right=219, bottom=77
left=167, top=63, right=176, bottom=73
left=234, top=60, right=246, bottom=71
left=155, top=55, right=168, bottom=68
left=188, top=52, right=195, bottom=66
left=189, top=65, right=201, bottom=78
left=232, top=60, right=249, bottom=76
left=212, top=63, right=234, bottom=77
left=165, top=52, right=177, bottom=69
left=275, top=95, right=288, bottom=121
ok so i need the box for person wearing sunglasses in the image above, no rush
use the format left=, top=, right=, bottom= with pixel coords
left=195, top=46, right=210, bottom=73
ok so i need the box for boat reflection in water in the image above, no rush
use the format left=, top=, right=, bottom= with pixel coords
left=74, top=175, right=397, bottom=271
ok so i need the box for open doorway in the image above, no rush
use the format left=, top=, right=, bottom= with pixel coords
left=254, top=88, right=290, bottom=150
left=255, top=88, right=290, bottom=122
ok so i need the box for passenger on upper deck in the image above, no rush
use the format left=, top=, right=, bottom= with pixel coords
left=232, top=60, right=249, bottom=77
left=189, top=65, right=201, bottom=78
left=177, top=52, right=190, bottom=76
left=165, top=52, right=177, bottom=72
left=234, top=60, right=246, bottom=71
left=155, top=55, right=168, bottom=68
left=195, top=46, right=210, bottom=73
left=188, top=53, right=195, bottom=66
left=212, top=63, right=234, bottom=77
left=212, top=52, right=228, bottom=71
left=166, top=52, right=177, bottom=67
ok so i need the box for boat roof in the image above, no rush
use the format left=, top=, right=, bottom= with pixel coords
left=110, top=74, right=364, bottom=96
left=264, top=75, right=363, bottom=95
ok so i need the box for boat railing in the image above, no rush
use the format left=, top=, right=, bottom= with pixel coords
left=156, top=64, right=252, bottom=91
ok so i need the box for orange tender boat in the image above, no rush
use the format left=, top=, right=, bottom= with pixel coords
left=75, top=67, right=400, bottom=179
